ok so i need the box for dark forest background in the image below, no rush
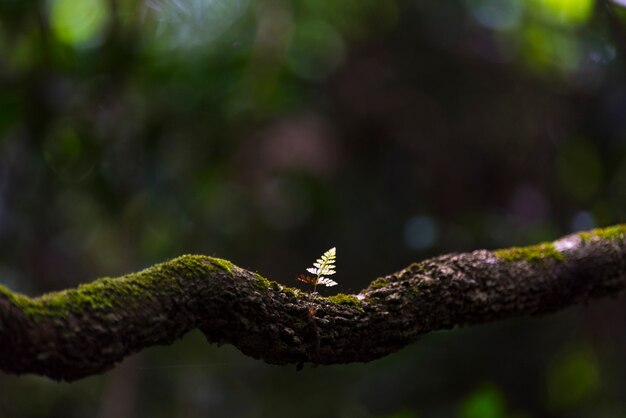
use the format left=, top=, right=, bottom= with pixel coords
left=1, top=0, right=626, bottom=416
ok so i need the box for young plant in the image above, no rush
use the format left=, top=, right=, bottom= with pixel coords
left=297, top=247, right=338, bottom=293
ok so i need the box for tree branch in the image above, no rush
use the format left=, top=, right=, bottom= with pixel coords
left=1, top=225, right=624, bottom=381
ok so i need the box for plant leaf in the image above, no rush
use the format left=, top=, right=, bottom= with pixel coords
left=296, top=275, right=316, bottom=284
left=305, top=247, right=339, bottom=288
left=317, top=277, right=338, bottom=287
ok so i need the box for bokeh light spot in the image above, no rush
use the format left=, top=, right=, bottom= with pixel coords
left=459, top=384, right=507, bottom=418
left=404, top=215, right=438, bottom=250
left=523, top=24, right=581, bottom=74
left=466, top=0, right=524, bottom=30
left=546, top=345, right=600, bottom=410
left=48, top=0, right=109, bottom=48
left=531, top=0, right=593, bottom=25
left=145, top=0, right=251, bottom=50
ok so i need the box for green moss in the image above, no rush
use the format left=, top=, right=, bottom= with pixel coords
left=494, top=242, right=565, bottom=263
left=579, top=225, right=626, bottom=242
left=281, top=286, right=300, bottom=298
left=0, top=284, right=68, bottom=318
left=1, top=255, right=214, bottom=320
left=496, top=225, right=625, bottom=262
left=22, top=272, right=178, bottom=319
left=0, top=284, right=14, bottom=300
left=252, top=273, right=284, bottom=292
left=205, top=257, right=236, bottom=275
left=369, top=277, right=390, bottom=289
left=0, top=284, right=32, bottom=310
left=254, top=273, right=272, bottom=290
left=327, top=293, right=363, bottom=310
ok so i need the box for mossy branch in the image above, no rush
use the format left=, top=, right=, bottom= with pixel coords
left=1, top=225, right=625, bottom=381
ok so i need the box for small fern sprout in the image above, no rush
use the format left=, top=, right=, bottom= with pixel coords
left=299, top=247, right=338, bottom=293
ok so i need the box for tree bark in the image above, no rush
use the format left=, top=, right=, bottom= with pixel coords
left=0, top=225, right=624, bottom=381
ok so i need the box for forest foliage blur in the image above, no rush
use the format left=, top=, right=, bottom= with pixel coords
left=1, top=0, right=626, bottom=417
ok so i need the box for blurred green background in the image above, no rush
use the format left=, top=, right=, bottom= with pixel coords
left=1, top=0, right=626, bottom=416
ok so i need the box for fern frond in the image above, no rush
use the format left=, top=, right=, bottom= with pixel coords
left=296, top=275, right=317, bottom=285
left=315, top=247, right=336, bottom=277
left=302, top=247, right=339, bottom=291
left=317, top=277, right=338, bottom=287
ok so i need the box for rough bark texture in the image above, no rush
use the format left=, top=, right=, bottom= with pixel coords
left=0, top=225, right=624, bottom=381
